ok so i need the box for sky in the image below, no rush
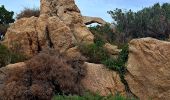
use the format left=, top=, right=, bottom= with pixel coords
left=0, top=0, right=170, bottom=22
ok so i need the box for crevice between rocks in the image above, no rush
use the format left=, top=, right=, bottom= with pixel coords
left=119, top=68, right=139, bottom=99
left=45, top=26, right=54, bottom=48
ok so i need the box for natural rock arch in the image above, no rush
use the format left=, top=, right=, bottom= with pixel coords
left=83, top=16, right=107, bottom=25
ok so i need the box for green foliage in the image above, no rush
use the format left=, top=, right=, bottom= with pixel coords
left=52, top=92, right=133, bottom=100
left=79, top=38, right=129, bottom=76
left=0, top=44, right=27, bottom=67
left=89, top=24, right=115, bottom=44
left=102, top=44, right=129, bottom=74
left=16, top=7, right=40, bottom=19
left=0, top=24, right=8, bottom=33
left=0, top=44, right=10, bottom=67
left=0, top=5, right=14, bottom=33
left=0, top=5, right=14, bottom=25
left=10, top=53, right=27, bottom=64
left=108, top=3, right=170, bottom=41
left=79, top=40, right=108, bottom=63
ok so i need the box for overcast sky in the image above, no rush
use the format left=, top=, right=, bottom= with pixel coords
left=0, top=0, right=170, bottom=22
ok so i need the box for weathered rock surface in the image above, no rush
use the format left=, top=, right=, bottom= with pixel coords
left=4, top=0, right=94, bottom=56
left=126, top=37, right=170, bottom=100
left=3, top=17, right=39, bottom=56
left=40, top=0, right=94, bottom=43
left=3, top=15, right=75, bottom=56
left=83, top=16, right=107, bottom=25
left=81, top=62, right=126, bottom=96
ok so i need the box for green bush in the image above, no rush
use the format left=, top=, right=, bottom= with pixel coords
left=0, top=44, right=10, bottom=67
left=79, top=39, right=108, bottom=63
left=0, top=24, right=8, bottom=34
left=0, top=44, right=27, bottom=67
left=52, top=92, right=133, bottom=100
left=102, top=44, right=129, bottom=74
left=89, top=24, right=115, bottom=44
left=0, top=5, right=14, bottom=25
left=79, top=38, right=129, bottom=75
left=10, top=53, right=27, bottom=64
left=0, top=5, right=14, bottom=34
left=108, top=3, right=170, bottom=41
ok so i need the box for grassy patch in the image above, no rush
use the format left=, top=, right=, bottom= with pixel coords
left=0, top=44, right=27, bottom=67
left=52, top=92, right=134, bottom=100
left=79, top=38, right=108, bottom=63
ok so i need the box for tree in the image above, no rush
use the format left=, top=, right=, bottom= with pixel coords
left=108, top=3, right=170, bottom=42
left=0, top=5, right=14, bottom=33
left=0, top=5, right=14, bottom=25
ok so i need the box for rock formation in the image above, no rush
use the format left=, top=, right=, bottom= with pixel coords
left=3, top=0, right=94, bottom=56
left=81, top=62, right=125, bottom=96
left=126, top=37, right=170, bottom=100
left=0, top=0, right=127, bottom=99
left=40, top=0, right=94, bottom=43
left=83, top=16, right=107, bottom=25
left=3, top=17, right=39, bottom=56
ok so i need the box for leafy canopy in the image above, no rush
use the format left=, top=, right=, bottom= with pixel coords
left=0, top=5, right=14, bottom=25
left=108, top=3, right=170, bottom=40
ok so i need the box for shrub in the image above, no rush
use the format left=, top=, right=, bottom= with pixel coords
left=108, top=3, right=170, bottom=41
left=102, top=44, right=129, bottom=74
left=0, top=24, right=8, bottom=34
left=89, top=24, right=115, bottom=44
left=16, top=7, right=40, bottom=19
left=0, top=5, right=14, bottom=25
left=0, top=44, right=10, bottom=67
left=0, top=48, right=86, bottom=100
left=79, top=39, right=108, bottom=63
left=0, top=44, right=26, bottom=67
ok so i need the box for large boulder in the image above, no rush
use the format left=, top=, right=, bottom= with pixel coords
left=3, top=17, right=39, bottom=57
left=3, top=15, right=75, bottom=56
left=4, top=0, right=94, bottom=56
left=81, top=62, right=126, bottom=96
left=126, top=37, right=170, bottom=100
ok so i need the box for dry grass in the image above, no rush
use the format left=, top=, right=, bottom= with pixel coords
left=16, top=7, right=40, bottom=19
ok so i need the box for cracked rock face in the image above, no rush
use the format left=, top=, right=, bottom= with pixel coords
left=3, top=15, right=74, bottom=56
left=126, top=37, right=170, bottom=100
left=3, top=0, right=94, bottom=56
left=81, top=62, right=126, bottom=96
left=3, top=17, right=39, bottom=56
left=40, top=0, right=94, bottom=43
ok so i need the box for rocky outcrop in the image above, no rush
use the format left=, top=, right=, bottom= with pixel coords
left=126, top=37, right=170, bottom=100
left=40, top=0, right=94, bottom=43
left=3, top=0, right=94, bottom=56
left=3, top=17, right=39, bottom=56
left=3, top=15, right=75, bottom=56
left=83, top=16, right=107, bottom=25
left=81, top=62, right=126, bottom=96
